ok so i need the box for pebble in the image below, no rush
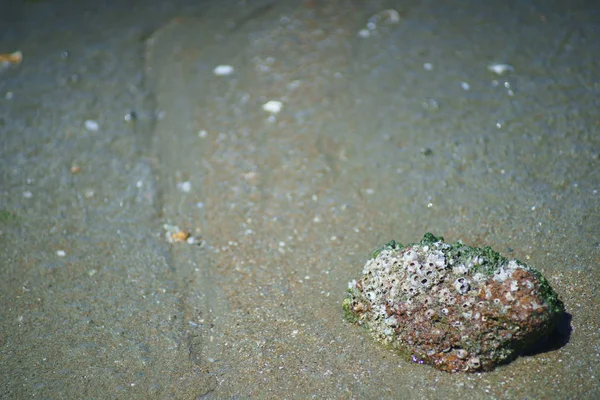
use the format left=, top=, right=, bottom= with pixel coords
left=487, top=63, right=514, bottom=75
left=262, top=100, right=283, bottom=114
left=213, top=65, right=234, bottom=76
left=84, top=119, right=99, bottom=131
left=177, top=181, right=192, bottom=193
left=357, top=29, right=371, bottom=38
left=123, top=111, right=136, bottom=122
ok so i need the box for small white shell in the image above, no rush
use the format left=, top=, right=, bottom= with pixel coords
left=262, top=100, right=283, bottom=114
left=84, top=119, right=99, bottom=131
left=213, top=65, right=234, bottom=76
left=487, top=63, right=514, bottom=75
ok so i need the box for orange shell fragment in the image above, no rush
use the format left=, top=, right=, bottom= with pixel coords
left=170, top=230, right=191, bottom=242
left=0, top=51, right=23, bottom=65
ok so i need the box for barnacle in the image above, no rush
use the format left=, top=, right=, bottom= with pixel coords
left=344, top=233, right=564, bottom=372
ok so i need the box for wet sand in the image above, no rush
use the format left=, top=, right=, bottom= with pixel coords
left=1, top=0, right=598, bottom=398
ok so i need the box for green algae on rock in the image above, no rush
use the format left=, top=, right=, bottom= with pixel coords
left=343, top=233, right=564, bottom=373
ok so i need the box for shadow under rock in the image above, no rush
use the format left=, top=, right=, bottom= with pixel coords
left=521, top=312, right=572, bottom=357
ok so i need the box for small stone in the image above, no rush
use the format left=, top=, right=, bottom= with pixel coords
left=84, top=119, right=99, bottom=131
left=213, top=65, right=234, bottom=76
left=342, top=233, right=564, bottom=373
left=177, top=181, right=192, bottom=193
left=124, top=111, right=137, bottom=122
left=262, top=100, right=283, bottom=114
left=357, top=29, right=371, bottom=38
left=487, top=63, right=514, bottom=75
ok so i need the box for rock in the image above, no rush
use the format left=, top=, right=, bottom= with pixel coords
left=343, top=233, right=564, bottom=372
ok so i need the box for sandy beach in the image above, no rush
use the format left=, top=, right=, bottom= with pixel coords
left=1, top=0, right=598, bottom=398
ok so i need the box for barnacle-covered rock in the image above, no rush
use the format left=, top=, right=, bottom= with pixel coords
left=343, top=233, right=564, bottom=372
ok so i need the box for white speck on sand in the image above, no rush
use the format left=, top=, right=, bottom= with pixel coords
left=487, top=63, right=514, bottom=75
left=213, top=65, right=234, bottom=76
left=177, top=181, right=192, bottom=193
left=84, top=119, right=99, bottom=131
left=262, top=100, right=283, bottom=114
left=357, top=29, right=371, bottom=38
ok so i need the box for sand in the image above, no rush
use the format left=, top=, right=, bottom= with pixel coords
left=1, top=0, right=598, bottom=398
